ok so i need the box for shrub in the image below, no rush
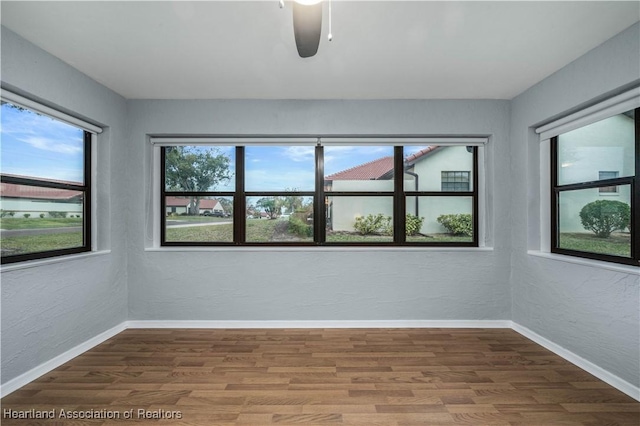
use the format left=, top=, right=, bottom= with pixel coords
left=288, top=216, right=312, bottom=238
left=48, top=211, right=68, bottom=218
left=1, top=210, right=15, bottom=218
left=405, top=214, right=425, bottom=236
left=579, top=200, right=630, bottom=238
left=354, top=214, right=392, bottom=235
left=23, top=213, right=31, bottom=219
left=40, top=213, right=45, bottom=218
left=437, top=214, right=473, bottom=236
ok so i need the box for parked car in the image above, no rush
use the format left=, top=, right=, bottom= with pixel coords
left=208, top=211, right=225, bottom=217
left=201, top=211, right=224, bottom=217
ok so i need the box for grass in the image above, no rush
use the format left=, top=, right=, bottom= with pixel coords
left=559, top=232, right=630, bottom=257
left=166, top=220, right=475, bottom=244
left=166, top=223, right=233, bottom=242
left=166, top=215, right=230, bottom=223
left=1, top=232, right=83, bottom=256
left=0, top=217, right=82, bottom=230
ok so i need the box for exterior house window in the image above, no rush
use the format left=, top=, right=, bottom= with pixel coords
left=598, top=171, right=619, bottom=193
left=0, top=99, right=93, bottom=264
left=441, top=171, right=471, bottom=191
left=551, top=108, right=638, bottom=266
left=160, top=142, right=480, bottom=247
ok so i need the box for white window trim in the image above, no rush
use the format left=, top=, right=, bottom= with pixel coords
left=1, top=89, right=102, bottom=135
left=536, top=87, right=639, bottom=140
left=149, top=136, right=488, bottom=249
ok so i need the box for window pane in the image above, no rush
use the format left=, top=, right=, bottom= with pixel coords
left=405, top=196, right=473, bottom=242
left=245, top=146, right=315, bottom=191
left=165, top=196, right=233, bottom=243
left=0, top=184, right=84, bottom=257
left=325, top=146, right=394, bottom=192
left=557, top=110, right=635, bottom=186
left=326, top=196, right=393, bottom=242
left=1, top=102, right=85, bottom=184
left=404, top=146, right=474, bottom=192
left=558, top=186, right=631, bottom=257
left=246, top=196, right=313, bottom=242
left=164, top=146, right=235, bottom=192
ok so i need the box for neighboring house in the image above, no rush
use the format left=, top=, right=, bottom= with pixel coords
left=165, top=196, right=224, bottom=215
left=0, top=174, right=83, bottom=217
left=557, top=113, right=635, bottom=232
left=325, top=146, right=475, bottom=235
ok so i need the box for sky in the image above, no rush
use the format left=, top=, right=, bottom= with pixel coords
left=1, top=102, right=85, bottom=183
left=191, top=145, right=429, bottom=192
left=0, top=102, right=427, bottom=192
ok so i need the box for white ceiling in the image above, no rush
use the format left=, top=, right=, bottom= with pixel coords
left=1, top=1, right=638, bottom=100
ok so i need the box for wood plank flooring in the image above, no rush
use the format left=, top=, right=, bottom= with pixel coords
left=1, top=328, right=638, bottom=425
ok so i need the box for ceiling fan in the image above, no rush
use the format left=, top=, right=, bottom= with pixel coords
left=281, top=0, right=332, bottom=58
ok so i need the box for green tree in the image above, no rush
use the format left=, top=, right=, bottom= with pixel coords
left=217, top=197, right=233, bottom=216
left=165, top=146, right=232, bottom=215
left=281, top=188, right=304, bottom=214
left=256, top=197, right=282, bottom=219
left=579, top=200, right=630, bottom=238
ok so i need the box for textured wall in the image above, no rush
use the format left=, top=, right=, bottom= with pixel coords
left=510, top=22, right=640, bottom=387
left=0, top=27, right=129, bottom=384
left=126, top=99, right=512, bottom=322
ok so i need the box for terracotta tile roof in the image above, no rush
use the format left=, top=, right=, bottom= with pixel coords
left=0, top=182, right=81, bottom=200
left=165, top=196, right=220, bottom=210
left=404, top=146, right=440, bottom=163
left=325, top=146, right=441, bottom=180
left=0, top=174, right=82, bottom=200
left=325, top=156, right=394, bottom=181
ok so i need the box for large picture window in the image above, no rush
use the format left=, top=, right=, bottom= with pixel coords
left=160, top=141, right=480, bottom=247
left=1, top=99, right=92, bottom=264
left=551, top=108, right=639, bottom=266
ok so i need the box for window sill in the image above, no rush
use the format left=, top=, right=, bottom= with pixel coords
left=527, top=250, right=639, bottom=275
left=0, top=250, right=112, bottom=273
left=146, top=246, right=494, bottom=253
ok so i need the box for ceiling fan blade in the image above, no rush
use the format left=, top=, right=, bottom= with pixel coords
left=292, top=2, right=322, bottom=58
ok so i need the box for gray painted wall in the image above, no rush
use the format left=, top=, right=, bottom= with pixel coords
left=126, top=99, right=512, bottom=321
left=0, top=27, right=129, bottom=383
left=1, top=20, right=639, bottom=393
left=510, top=22, right=640, bottom=387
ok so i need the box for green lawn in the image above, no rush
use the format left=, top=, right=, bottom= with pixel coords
left=559, top=232, right=630, bottom=257
left=166, top=223, right=234, bottom=242
left=0, top=217, right=82, bottom=230
left=1, top=232, right=83, bottom=256
left=166, top=219, right=474, bottom=244
left=166, top=216, right=230, bottom=223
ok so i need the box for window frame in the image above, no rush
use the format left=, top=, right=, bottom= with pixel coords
left=159, top=141, right=481, bottom=248
left=0, top=99, right=95, bottom=265
left=550, top=107, right=639, bottom=266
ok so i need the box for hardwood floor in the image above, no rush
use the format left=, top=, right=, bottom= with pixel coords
left=2, top=328, right=638, bottom=425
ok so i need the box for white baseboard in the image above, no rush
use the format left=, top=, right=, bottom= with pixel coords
left=2, top=320, right=637, bottom=403
left=126, top=319, right=512, bottom=329
left=0, top=322, right=126, bottom=398
left=512, top=322, right=640, bottom=402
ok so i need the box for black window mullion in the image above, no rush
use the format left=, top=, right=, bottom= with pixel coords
left=633, top=108, right=640, bottom=264
left=160, top=147, right=168, bottom=245
left=315, top=145, right=325, bottom=244
left=472, top=146, right=479, bottom=246
left=83, top=131, right=92, bottom=250
left=235, top=146, right=246, bottom=244
left=550, top=136, right=560, bottom=254
left=394, top=146, right=405, bottom=243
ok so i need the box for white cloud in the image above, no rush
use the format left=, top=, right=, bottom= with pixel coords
left=283, top=146, right=315, bottom=162
left=21, top=136, right=83, bottom=155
